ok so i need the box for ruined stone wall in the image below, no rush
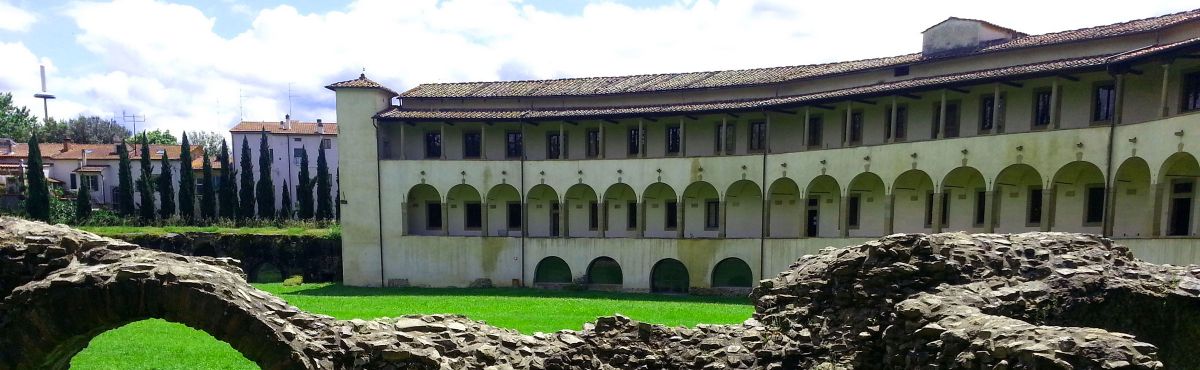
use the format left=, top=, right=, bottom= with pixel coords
left=114, top=232, right=341, bottom=283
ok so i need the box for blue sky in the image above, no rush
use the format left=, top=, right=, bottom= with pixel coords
left=0, top=0, right=1191, bottom=136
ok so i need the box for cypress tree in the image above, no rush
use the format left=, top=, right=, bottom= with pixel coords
left=116, top=140, right=135, bottom=217
left=255, top=129, right=275, bottom=219
left=238, top=136, right=255, bottom=220
left=200, top=151, right=216, bottom=221
left=297, top=147, right=313, bottom=220
left=315, top=146, right=332, bottom=220
left=280, top=182, right=293, bottom=219
left=177, top=132, right=195, bottom=222
left=138, top=134, right=155, bottom=222
left=217, top=140, right=237, bottom=219
left=24, top=133, right=49, bottom=221
left=157, top=151, right=175, bottom=219
left=75, top=178, right=91, bottom=222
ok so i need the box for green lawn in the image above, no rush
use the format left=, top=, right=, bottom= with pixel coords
left=79, top=225, right=338, bottom=238
left=70, top=283, right=754, bottom=370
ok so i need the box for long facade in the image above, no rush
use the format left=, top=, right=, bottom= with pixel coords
left=331, top=10, right=1200, bottom=292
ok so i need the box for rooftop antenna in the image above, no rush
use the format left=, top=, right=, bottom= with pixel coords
left=238, top=88, right=244, bottom=121
left=33, top=65, right=55, bottom=124
left=287, top=82, right=293, bottom=120
left=122, top=110, right=145, bottom=134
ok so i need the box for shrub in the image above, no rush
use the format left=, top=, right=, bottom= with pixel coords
left=282, top=275, right=304, bottom=286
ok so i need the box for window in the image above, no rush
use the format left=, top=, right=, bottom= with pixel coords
left=293, top=148, right=304, bottom=165
left=1183, top=71, right=1200, bottom=113
left=893, top=66, right=910, bottom=77
left=463, top=131, right=481, bottom=159
left=464, top=202, right=482, bottom=229
left=806, top=115, right=823, bottom=148
left=626, top=201, right=638, bottom=229
left=715, top=122, right=736, bottom=154
left=1084, top=185, right=1105, bottom=225
left=665, top=125, right=681, bottom=155
left=980, top=95, right=1005, bottom=131
left=847, top=194, right=861, bottom=228
left=749, top=121, right=767, bottom=151
left=885, top=105, right=908, bottom=140
left=588, top=201, right=599, bottom=230
left=87, top=175, right=99, bottom=190
left=293, top=138, right=301, bottom=142
left=665, top=200, right=678, bottom=230
left=975, top=190, right=987, bottom=226
left=705, top=200, right=720, bottom=230
left=546, top=132, right=563, bottom=159
left=506, top=202, right=522, bottom=229
left=1027, top=187, right=1043, bottom=226
left=1092, top=84, right=1116, bottom=122
left=505, top=131, right=523, bottom=158
left=925, top=191, right=934, bottom=227
left=627, top=128, right=641, bottom=155
left=424, top=132, right=442, bottom=158
left=321, top=138, right=332, bottom=149
left=848, top=111, right=863, bottom=144
left=426, top=202, right=443, bottom=230
left=1033, top=89, right=1052, bottom=127
left=70, top=173, right=77, bottom=189
left=934, top=101, right=960, bottom=138
left=585, top=129, right=600, bottom=158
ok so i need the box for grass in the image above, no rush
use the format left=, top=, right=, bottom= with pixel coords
left=70, top=283, right=754, bottom=370
left=79, top=225, right=338, bottom=238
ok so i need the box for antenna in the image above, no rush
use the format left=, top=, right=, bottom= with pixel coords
left=32, top=65, right=55, bottom=123
left=122, top=110, right=146, bottom=134
left=238, top=88, right=244, bottom=120
left=287, top=82, right=293, bottom=119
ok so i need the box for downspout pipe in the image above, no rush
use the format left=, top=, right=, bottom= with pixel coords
left=372, top=118, right=386, bottom=287
left=760, top=110, right=769, bottom=281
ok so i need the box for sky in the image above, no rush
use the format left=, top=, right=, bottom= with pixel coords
left=0, top=0, right=1192, bottom=137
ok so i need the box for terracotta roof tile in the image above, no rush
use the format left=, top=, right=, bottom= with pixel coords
left=324, top=73, right=399, bottom=96
left=230, top=121, right=338, bottom=136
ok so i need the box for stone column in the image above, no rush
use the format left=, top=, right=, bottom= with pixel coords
left=522, top=201, right=530, bottom=238
left=481, top=202, right=489, bottom=236
left=937, top=91, right=947, bottom=139
left=843, top=102, right=852, bottom=147
left=676, top=197, right=685, bottom=239
left=719, top=117, right=727, bottom=156
left=598, top=123, right=605, bottom=159
left=561, top=199, right=569, bottom=238
left=802, top=108, right=810, bottom=150
left=888, top=97, right=898, bottom=143
left=931, top=191, right=944, bottom=233
left=1102, top=187, right=1116, bottom=237
left=401, top=202, right=409, bottom=235
left=638, top=200, right=646, bottom=238
left=797, top=197, right=808, bottom=238
left=480, top=124, right=488, bottom=160
left=398, top=125, right=406, bottom=160
left=839, top=192, right=850, bottom=237
left=1114, top=74, right=1126, bottom=124
left=1150, top=183, right=1164, bottom=237
left=558, top=123, right=565, bottom=159
left=679, top=118, right=686, bottom=157
left=440, top=125, right=447, bottom=160
left=993, top=83, right=1003, bottom=133
left=638, top=119, right=646, bottom=159
left=1040, top=186, right=1055, bottom=232
left=599, top=201, right=607, bottom=238
left=1160, top=63, right=1171, bottom=118
left=883, top=192, right=895, bottom=235
left=718, top=200, right=728, bottom=238
left=441, top=200, right=450, bottom=236
left=762, top=195, right=772, bottom=238
left=1050, top=79, right=1060, bottom=129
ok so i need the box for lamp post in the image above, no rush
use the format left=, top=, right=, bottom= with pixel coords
left=33, top=65, right=54, bottom=123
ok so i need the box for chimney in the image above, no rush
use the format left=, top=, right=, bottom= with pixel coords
left=283, top=114, right=292, bottom=130
left=81, top=149, right=88, bottom=167
left=62, top=139, right=71, bottom=153
left=0, top=139, right=13, bottom=154
left=317, top=119, right=324, bottom=134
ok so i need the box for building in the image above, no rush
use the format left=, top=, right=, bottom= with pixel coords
left=330, top=9, right=1200, bottom=292
left=230, top=119, right=339, bottom=213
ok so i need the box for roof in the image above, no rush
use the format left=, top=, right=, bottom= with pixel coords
left=230, top=121, right=338, bottom=136
left=399, top=8, right=1200, bottom=99
left=921, top=17, right=1026, bottom=36
left=74, top=166, right=107, bottom=173
left=325, top=73, right=399, bottom=96
left=0, top=142, right=220, bottom=169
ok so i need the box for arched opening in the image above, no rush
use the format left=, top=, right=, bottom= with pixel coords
left=1051, top=161, right=1106, bottom=234
left=767, top=178, right=801, bottom=238
left=72, top=319, right=258, bottom=369
left=892, top=170, right=934, bottom=234
left=724, top=180, right=763, bottom=238
left=1159, top=153, right=1200, bottom=236
left=446, top=184, right=482, bottom=236
left=710, top=257, right=753, bottom=288
left=994, top=164, right=1043, bottom=233
left=253, top=263, right=283, bottom=283
left=941, top=167, right=987, bottom=232
left=846, top=172, right=886, bottom=237
left=533, top=256, right=572, bottom=284
left=526, top=184, right=560, bottom=237
left=1112, top=157, right=1152, bottom=237
left=602, top=183, right=637, bottom=238
left=642, top=182, right=678, bottom=238
left=564, top=184, right=599, bottom=237
left=585, top=257, right=623, bottom=286
left=681, top=182, right=719, bottom=238
left=650, top=258, right=689, bottom=294
left=485, top=184, right=522, bottom=237
left=406, top=184, right=442, bottom=235
left=804, top=175, right=841, bottom=237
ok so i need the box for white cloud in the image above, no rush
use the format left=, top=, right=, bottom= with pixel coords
left=0, top=1, right=36, bottom=32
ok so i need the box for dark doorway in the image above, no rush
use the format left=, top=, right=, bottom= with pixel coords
left=805, top=198, right=819, bottom=237
left=550, top=202, right=561, bottom=237
left=650, top=259, right=689, bottom=293
left=1169, top=180, right=1194, bottom=236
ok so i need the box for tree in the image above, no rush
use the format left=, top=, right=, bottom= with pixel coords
left=130, top=129, right=178, bottom=145
left=0, top=92, right=37, bottom=142
left=75, top=178, right=91, bottom=222
left=40, top=115, right=131, bottom=144
left=200, top=150, right=216, bottom=221
left=188, top=131, right=225, bottom=155
left=238, top=137, right=255, bottom=220
left=116, top=140, right=135, bottom=217
left=157, top=151, right=175, bottom=219
left=315, top=146, right=333, bottom=220
left=137, top=134, right=155, bottom=222
left=296, top=147, right=313, bottom=220
left=279, top=182, right=293, bottom=219
left=24, top=133, right=49, bottom=221
left=177, top=132, right=195, bottom=222
left=255, top=130, right=275, bottom=219
left=218, top=140, right=237, bottom=219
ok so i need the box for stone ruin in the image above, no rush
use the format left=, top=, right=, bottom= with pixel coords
left=1, top=216, right=1197, bottom=369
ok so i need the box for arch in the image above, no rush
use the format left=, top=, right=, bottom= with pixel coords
left=767, top=178, right=802, bottom=238
left=804, top=175, right=841, bottom=237
left=406, top=184, right=442, bottom=235
left=710, top=257, right=753, bottom=288
left=723, top=180, right=763, bottom=238
left=485, top=184, right=521, bottom=237
left=1050, top=161, right=1106, bottom=233
left=533, top=256, right=572, bottom=284
left=1112, top=157, right=1152, bottom=237
left=585, top=257, right=623, bottom=285
left=564, top=184, right=599, bottom=237
left=892, top=170, right=935, bottom=233
left=446, top=184, right=482, bottom=236
left=650, top=258, right=689, bottom=293
left=993, top=164, right=1043, bottom=233
left=526, top=184, right=560, bottom=237
left=846, top=172, right=886, bottom=237
left=941, top=166, right=987, bottom=233
left=642, top=182, right=679, bottom=238
left=1159, top=152, right=1200, bottom=236
left=680, top=181, right=720, bottom=238
left=602, top=183, right=638, bottom=237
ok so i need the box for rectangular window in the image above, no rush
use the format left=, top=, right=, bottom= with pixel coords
left=847, top=194, right=861, bottom=228
left=975, top=190, right=987, bottom=226
left=749, top=121, right=767, bottom=151
left=506, top=202, right=522, bottom=229
left=585, top=129, right=600, bottom=158
left=1084, top=185, right=1105, bottom=225
left=464, top=202, right=482, bottom=229
left=627, top=128, right=641, bottom=155
left=1093, top=84, right=1116, bottom=122
left=665, top=200, right=678, bottom=230
left=70, top=173, right=77, bottom=190
left=885, top=105, right=908, bottom=140
left=462, top=131, right=481, bottom=159
left=665, top=125, right=681, bottom=155
left=321, top=138, right=332, bottom=149
left=1183, top=71, right=1200, bottom=113
left=546, top=132, right=562, bottom=159
left=980, top=95, right=1003, bottom=132
left=807, top=115, right=823, bottom=148
left=627, top=201, right=638, bottom=229
left=88, top=176, right=99, bottom=190
left=724, top=123, right=736, bottom=154
left=424, top=132, right=442, bottom=158
left=1028, top=187, right=1043, bottom=226
left=505, top=131, right=523, bottom=158
left=588, top=201, right=599, bottom=230
left=426, top=202, right=443, bottom=230
left=1033, top=89, right=1052, bottom=127
left=848, top=111, right=863, bottom=144
left=705, top=200, right=720, bottom=230
left=939, top=101, right=960, bottom=138
left=293, top=148, right=304, bottom=165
